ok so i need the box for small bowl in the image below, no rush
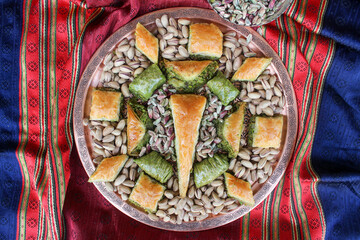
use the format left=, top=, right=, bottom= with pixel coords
left=208, top=0, right=294, bottom=27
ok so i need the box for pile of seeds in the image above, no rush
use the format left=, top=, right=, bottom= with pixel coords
left=219, top=31, right=257, bottom=78
left=239, top=72, right=285, bottom=116
left=99, top=38, right=151, bottom=96
left=148, top=175, right=240, bottom=224
left=209, top=0, right=286, bottom=26
left=229, top=147, right=279, bottom=184
left=83, top=119, right=128, bottom=163
left=83, top=14, right=288, bottom=224
left=146, top=85, right=176, bottom=161
left=106, top=157, right=140, bottom=202
left=195, top=86, right=230, bottom=161
left=155, top=15, right=191, bottom=61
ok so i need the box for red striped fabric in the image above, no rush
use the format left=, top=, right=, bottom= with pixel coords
left=17, top=1, right=100, bottom=239
left=15, top=0, right=334, bottom=239
left=241, top=0, right=334, bottom=239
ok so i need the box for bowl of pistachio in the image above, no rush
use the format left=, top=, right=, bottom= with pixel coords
left=208, top=0, right=294, bottom=26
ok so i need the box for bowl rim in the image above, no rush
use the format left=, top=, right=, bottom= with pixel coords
left=206, top=0, right=295, bottom=27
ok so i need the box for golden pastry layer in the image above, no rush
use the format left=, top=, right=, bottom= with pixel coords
left=232, top=57, right=272, bottom=81
left=170, top=94, right=207, bottom=198
left=188, top=23, right=223, bottom=59
left=224, top=172, right=255, bottom=207
left=253, top=116, right=283, bottom=148
left=135, top=23, right=159, bottom=64
left=127, top=103, right=146, bottom=154
left=89, top=155, right=129, bottom=182
left=164, top=60, right=212, bottom=81
left=223, top=102, right=246, bottom=157
left=129, top=172, right=165, bottom=213
left=89, top=89, right=122, bottom=121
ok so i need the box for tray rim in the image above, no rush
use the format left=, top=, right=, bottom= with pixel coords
left=73, top=7, right=298, bottom=232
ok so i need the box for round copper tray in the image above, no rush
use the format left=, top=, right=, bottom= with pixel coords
left=73, top=7, right=298, bottom=231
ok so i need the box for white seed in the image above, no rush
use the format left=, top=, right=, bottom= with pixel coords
left=213, top=205, right=224, bottom=215
left=274, top=86, right=282, bottom=97
left=217, top=185, right=224, bottom=197
left=122, top=180, right=135, bottom=187
left=108, top=81, right=121, bottom=89
left=102, top=134, right=115, bottom=143
left=117, top=44, right=130, bottom=52
left=105, top=182, right=114, bottom=192
left=161, top=15, right=169, bottom=28
left=122, top=131, right=127, bottom=144
left=103, top=143, right=115, bottom=151
left=229, top=158, right=237, bottom=170
left=258, top=158, right=267, bottom=169
left=133, top=67, right=144, bottom=77
left=224, top=41, right=236, bottom=49
left=178, top=45, right=189, bottom=57
left=238, top=150, right=251, bottom=160
left=227, top=203, right=239, bottom=211
left=196, top=213, right=209, bottom=221
left=259, top=174, right=268, bottom=184
left=257, top=169, right=265, bottom=179
left=181, top=26, right=189, bottom=38
left=211, top=180, right=223, bottom=187
left=242, top=159, right=253, bottom=169
left=163, top=32, right=174, bottom=40
left=127, top=47, right=135, bottom=59
left=178, top=18, right=191, bottom=25
left=191, top=205, right=203, bottom=213
left=114, top=174, right=126, bottom=186
left=204, top=187, right=213, bottom=196
left=163, top=46, right=176, bottom=54
left=167, top=26, right=177, bottom=34
left=188, top=186, right=195, bottom=198
left=160, top=39, right=167, bottom=51
left=266, top=89, right=273, bottom=100
left=155, top=18, right=163, bottom=28
left=121, top=83, right=130, bottom=97
left=263, top=107, right=274, bottom=116
left=179, top=38, right=188, bottom=45
left=248, top=92, right=261, bottom=99
left=103, top=126, right=114, bottom=136
left=120, top=145, right=127, bottom=154
left=259, top=100, right=271, bottom=109
left=233, top=57, right=241, bottom=70
left=164, top=190, right=174, bottom=199
left=148, top=213, right=159, bottom=221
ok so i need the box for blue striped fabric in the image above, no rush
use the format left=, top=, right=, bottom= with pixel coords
left=312, top=0, right=360, bottom=239
left=0, top=0, right=23, bottom=239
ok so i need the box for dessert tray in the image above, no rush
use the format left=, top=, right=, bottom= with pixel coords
left=73, top=7, right=297, bottom=231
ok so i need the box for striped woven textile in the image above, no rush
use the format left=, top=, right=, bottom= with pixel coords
left=0, top=0, right=359, bottom=239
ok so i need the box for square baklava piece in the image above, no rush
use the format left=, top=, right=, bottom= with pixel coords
left=248, top=115, right=283, bottom=149
left=89, top=89, right=122, bottom=121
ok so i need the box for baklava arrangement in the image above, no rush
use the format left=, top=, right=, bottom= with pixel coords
left=83, top=14, right=285, bottom=224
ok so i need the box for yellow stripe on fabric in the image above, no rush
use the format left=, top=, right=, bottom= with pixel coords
left=17, top=0, right=33, bottom=239
left=66, top=3, right=75, bottom=54
left=64, top=7, right=104, bottom=147
left=286, top=16, right=322, bottom=240
left=284, top=15, right=314, bottom=240
left=306, top=40, right=335, bottom=239
left=271, top=177, right=285, bottom=239
left=287, top=11, right=334, bottom=240
left=241, top=214, right=250, bottom=240
left=276, top=16, right=300, bottom=239
left=313, top=0, right=329, bottom=33
left=47, top=7, right=103, bottom=239
left=261, top=196, right=270, bottom=240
